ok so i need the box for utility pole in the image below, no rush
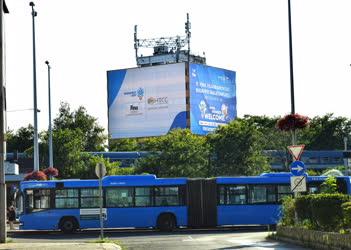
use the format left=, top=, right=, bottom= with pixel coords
left=0, top=0, right=9, bottom=243
left=287, top=0, right=296, bottom=145
left=45, top=61, right=53, bottom=168
left=30, top=2, right=39, bottom=171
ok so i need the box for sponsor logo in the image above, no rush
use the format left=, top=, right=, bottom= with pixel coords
left=147, top=97, right=168, bottom=105
left=127, top=104, right=143, bottom=116
left=123, top=87, right=144, bottom=101
left=130, top=105, right=139, bottom=111
left=137, top=88, right=144, bottom=100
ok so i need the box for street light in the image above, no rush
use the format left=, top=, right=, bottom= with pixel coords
left=287, top=0, right=296, bottom=145
left=30, top=2, right=39, bottom=171
left=45, top=61, right=53, bottom=168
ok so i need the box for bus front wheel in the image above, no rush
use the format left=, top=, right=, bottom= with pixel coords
left=157, top=213, right=176, bottom=232
left=59, top=217, right=78, bottom=233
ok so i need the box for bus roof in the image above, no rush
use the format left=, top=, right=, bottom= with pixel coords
left=20, top=175, right=187, bottom=190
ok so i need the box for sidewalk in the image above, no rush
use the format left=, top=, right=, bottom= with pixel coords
left=0, top=242, right=121, bottom=250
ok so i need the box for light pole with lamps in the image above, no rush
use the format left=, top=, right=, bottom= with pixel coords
left=45, top=61, right=53, bottom=168
left=30, top=2, right=39, bottom=171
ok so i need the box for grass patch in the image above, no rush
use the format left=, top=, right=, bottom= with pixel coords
left=6, top=238, right=13, bottom=243
left=266, top=232, right=277, bottom=240
left=89, top=237, right=125, bottom=249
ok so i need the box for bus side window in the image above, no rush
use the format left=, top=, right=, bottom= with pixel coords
left=277, top=185, right=292, bottom=202
left=227, top=185, right=246, bottom=205
left=155, top=187, right=179, bottom=206
left=106, top=187, right=133, bottom=207
left=25, top=190, right=34, bottom=213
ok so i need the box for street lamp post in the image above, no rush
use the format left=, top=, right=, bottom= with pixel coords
left=30, top=2, right=39, bottom=171
left=287, top=0, right=296, bottom=145
left=45, top=61, right=53, bottom=168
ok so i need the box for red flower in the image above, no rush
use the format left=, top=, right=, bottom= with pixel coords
left=43, top=167, right=59, bottom=177
left=277, top=113, right=310, bottom=131
left=24, top=171, right=48, bottom=181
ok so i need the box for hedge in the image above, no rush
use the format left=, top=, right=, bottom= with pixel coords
left=310, top=194, right=349, bottom=231
left=342, top=201, right=351, bottom=230
left=282, top=193, right=350, bottom=232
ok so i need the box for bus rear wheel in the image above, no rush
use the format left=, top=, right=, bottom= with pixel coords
left=59, top=217, right=78, bottom=233
left=157, top=214, right=176, bottom=232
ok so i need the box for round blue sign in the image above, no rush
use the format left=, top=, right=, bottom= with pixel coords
left=290, top=161, right=306, bottom=176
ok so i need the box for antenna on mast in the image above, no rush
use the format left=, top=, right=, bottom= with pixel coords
left=134, top=13, right=205, bottom=67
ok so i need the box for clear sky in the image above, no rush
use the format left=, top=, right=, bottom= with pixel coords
left=4, top=0, right=351, bottom=133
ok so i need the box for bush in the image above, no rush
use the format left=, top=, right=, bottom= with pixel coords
left=280, top=196, right=295, bottom=226
left=310, top=193, right=349, bottom=232
left=320, top=176, right=338, bottom=194
left=342, top=201, right=351, bottom=230
left=295, top=195, right=313, bottom=221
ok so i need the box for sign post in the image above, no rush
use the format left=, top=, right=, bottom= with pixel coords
left=95, top=163, right=106, bottom=240
left=287, top=144, right=305, bottom=161
left=288, top=145, right=307, bottom=194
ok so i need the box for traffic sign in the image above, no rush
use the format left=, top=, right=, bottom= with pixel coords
left=290, top=160, right=306, bottom=176
left=95, top=163, right=106, bottom=179
left=287, top=144, right=305, bottom=161
left=290, top=176, right=307, bottom=192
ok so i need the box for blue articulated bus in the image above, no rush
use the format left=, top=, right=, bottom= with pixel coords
left=19, top=173, right=351, bottom=232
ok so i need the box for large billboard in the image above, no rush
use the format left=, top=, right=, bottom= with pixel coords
left=189, top=63, right=236, bottom=135
left=108, top=63, right=187, bottom=138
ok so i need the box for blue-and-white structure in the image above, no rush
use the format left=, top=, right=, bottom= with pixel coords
left=107, top=63, right=187, bottom=138
left=189, top=64, right=236, bottom=135
left=107, top=14, right=237, bottom=139
left=107, top=63, right=236, bottom=138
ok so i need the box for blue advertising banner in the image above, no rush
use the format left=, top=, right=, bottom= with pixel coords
left=107, top=63, right=187, bottom=138
left=189, top=64, right=236, bottom=135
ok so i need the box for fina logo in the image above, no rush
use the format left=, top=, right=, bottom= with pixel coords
left=130, top=104, right=139, bottom=111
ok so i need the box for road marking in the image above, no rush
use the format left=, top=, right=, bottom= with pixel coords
left=182, top=235, right=215, bottom=242
left=182, top=236, right=194, bottom=242
left=227, top=238, right=279, bottom=249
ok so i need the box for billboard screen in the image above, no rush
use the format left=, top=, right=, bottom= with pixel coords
left=108, top=63, right=187, bottom=138
left=189, top=63, right=236, bottom=135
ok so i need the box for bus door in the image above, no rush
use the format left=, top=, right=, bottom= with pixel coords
left=187, top=178, right=217, bottom=228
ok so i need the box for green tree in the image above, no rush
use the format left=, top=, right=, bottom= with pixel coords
left=207, top=119, right=270, bottom=176
left=6, top=124, right=34, bottom=152
left=135, top=129, right=210, bottom=177
left=243, top=115, right=291, bottom=150
left=54, top=102, right=106, bottom=151
left=109, top=138, right=139, bottom=151
left=299, top=114, right=351, bottom=150
left=53, top=129, right=86, bottom=178
left=320, top=176, right=338, bottom=194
